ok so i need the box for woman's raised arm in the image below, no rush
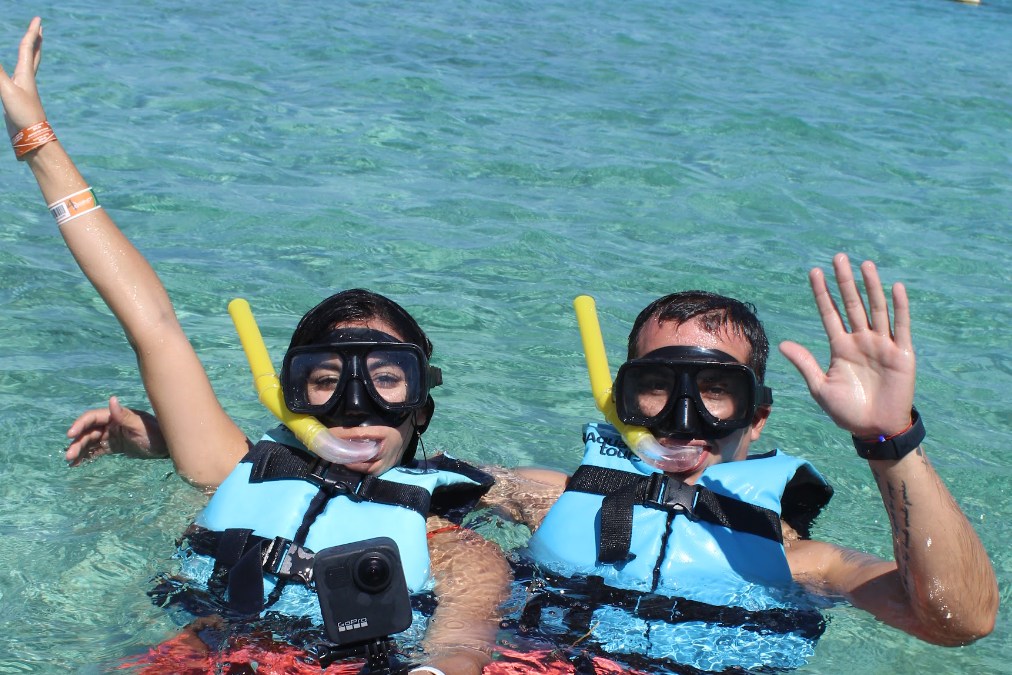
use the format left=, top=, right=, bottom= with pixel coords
left=2, top=17, right=248, bottom=487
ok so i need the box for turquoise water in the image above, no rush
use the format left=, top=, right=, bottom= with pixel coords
left=1, top=0, right=1009, bottom=672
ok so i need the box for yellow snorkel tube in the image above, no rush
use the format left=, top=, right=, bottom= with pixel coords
left=574, top=295, right=697, bottom=472
left=574, top=295, right=658, bottom=449
left=228, top=298, right=381, bottom=464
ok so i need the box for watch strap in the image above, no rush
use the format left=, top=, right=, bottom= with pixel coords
left=852, top=408, right=925, bottom=461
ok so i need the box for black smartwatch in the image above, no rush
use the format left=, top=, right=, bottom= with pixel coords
left=852, top=408, right=925, bottom=461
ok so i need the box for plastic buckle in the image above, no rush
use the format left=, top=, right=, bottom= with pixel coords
left=309, top=459, right=360, bottom=496
left=308, top=457, right=337, bottom=487
left=646, top=474, right=698, bottom=518
left=261, top=536, right=292, bottom=576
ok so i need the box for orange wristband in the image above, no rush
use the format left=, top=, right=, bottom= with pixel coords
left=11, top=120, right=57, bottom=160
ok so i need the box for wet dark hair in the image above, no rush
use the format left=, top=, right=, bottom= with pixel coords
left=287, top=288, right=435, bottom=464
left=627, top=290, right=770, bottom=383
left=288, top=288, right=433, bottom=357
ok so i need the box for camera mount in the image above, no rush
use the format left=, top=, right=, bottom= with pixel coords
left=317, top=636, right=398, bottom=673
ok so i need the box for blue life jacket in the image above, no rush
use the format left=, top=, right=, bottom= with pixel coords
left=178, top=425, right=493, bottom=623
left=523, top=422, right=833, bottom=673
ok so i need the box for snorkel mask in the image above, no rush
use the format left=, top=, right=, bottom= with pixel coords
left=228, top=299, right=439, bottom=465
left=614, top=346, right=772, bottom=440
left=574, top=296, right=770, bottom=474
left=280, top=327, right=442, bottom=430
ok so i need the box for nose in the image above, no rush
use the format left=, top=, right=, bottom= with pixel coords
left=671, top=372, right=702, bottom=433
left=318, top=377, right=378, bottom=428
left=671, top=395, right=702, bottom=433
left=338, top=378, right=371, bottom=417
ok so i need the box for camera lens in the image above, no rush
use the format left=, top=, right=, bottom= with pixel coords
left=354, top=552, right=392, bottom=593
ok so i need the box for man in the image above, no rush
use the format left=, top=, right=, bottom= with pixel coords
left=485, top=253, right=997, bottom=673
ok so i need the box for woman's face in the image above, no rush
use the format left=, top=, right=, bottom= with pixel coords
left=313, top=319, right=429, bottom=476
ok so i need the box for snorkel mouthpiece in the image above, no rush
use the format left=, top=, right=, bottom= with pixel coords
left=228, top=298, right=381, bottom=464
left=574, top=295, right=705, bottom=473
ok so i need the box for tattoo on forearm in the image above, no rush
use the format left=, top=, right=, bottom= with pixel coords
left=877, top=471, right=916, bottom=597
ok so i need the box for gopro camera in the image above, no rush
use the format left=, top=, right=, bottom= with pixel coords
left=313, top=537, right=413, bottom=646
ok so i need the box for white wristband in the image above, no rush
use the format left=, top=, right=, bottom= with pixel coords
left=410, top=668, right=447, bottom=675
left=47, top=187, right=102, bottom=226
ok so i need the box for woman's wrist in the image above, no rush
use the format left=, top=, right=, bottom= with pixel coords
left=10, top=119, right=55, bottom=160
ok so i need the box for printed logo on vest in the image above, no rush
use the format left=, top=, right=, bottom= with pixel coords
left=585, top=428, right=639, bottom=461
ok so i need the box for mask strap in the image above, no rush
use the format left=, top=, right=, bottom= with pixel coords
left=414, top=419, right=428, bottom=464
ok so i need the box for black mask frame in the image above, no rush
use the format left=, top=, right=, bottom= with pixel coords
left=281, top=335, right=441, bottom=428
left=614, top=346, right=772, bottom=439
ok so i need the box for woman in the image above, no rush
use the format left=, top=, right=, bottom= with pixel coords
left=2, top=17, right=507, bottom=675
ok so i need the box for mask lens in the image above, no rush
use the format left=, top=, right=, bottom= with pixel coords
left=287, top=351, right=346, bottom=412
left=621, top=367, right=676, bottom=420
left=616, top=352, right=760, bottom=433
left=694, top=368, right=751, bottom=422
left=283, top=343, right=428, bottom=415
left=365, top=349, right=422, bottom=406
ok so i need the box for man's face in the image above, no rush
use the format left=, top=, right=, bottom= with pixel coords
left=633, top=315, right=769, bottom=483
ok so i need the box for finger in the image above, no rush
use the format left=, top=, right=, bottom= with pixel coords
left=778, top=341, right=826, bottom=397
left=809, top=266, right=847, bottom=340
left=66, top=429, right=108, bottom=464
left=66, top=438, right=94, bottom=464
left=833, top=253, right=870, bottom=332
left=66, top=411, right=98, bottom=438
left=67, top=442, right=111, bottom=466
left=66, top=447, right=85, bottom=465
left=860, top=260, right=891, bottom=336
left=65, top=440, right=82, bottom=463
left=891, top=281, right=913, bottom=351
left=33, top=21, right=43, bottom=75
left=15, top=18, right=42, bottom=80
left=108, top=395, right=125, bottom=421
left=66, top=407, right=112, bottom=438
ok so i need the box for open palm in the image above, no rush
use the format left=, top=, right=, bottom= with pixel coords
left=780, top=254, right=916, bottom=439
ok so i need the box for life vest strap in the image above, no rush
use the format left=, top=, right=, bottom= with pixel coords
left=246, top=440, right=432, bottom=518
left=518, top=566, right=826, bottom=642
left=567, top=465, right=783, bottom=565
left=185, top=525, right=317, bottom=585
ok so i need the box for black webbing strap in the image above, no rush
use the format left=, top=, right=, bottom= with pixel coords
left=568, top=465, right=783, bottom=564
left=185, top=524, right=317, bottom=585
left=245, top=440, right=432, bottom=518
left=521, top=570, right=826, bottom=642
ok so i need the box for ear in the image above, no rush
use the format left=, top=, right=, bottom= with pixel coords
left=749, top=405, right=771, bottom=441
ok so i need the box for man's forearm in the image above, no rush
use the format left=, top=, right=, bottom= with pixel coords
left=870, top=446, right=997, bottom=644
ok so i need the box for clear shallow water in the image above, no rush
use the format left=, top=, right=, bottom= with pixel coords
left=1, top=0, right=1009, bottom=672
